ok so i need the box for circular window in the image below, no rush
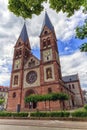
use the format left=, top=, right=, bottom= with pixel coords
left=13, top=92, right=16, bottom=98
left=26, top=71, right=37, bottom=84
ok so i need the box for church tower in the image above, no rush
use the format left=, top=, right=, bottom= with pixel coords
left=39, top=12, right=64, bottom=110
left=7, top=23, right=31, bottom=112
left=40, top=12, right=62, bottom=87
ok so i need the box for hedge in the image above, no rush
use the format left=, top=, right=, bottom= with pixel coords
left=71, top=111, right=87, bottom=117
left=30, top=111, right=70, bottom=117
left=0, top=112, right=28, bottom=117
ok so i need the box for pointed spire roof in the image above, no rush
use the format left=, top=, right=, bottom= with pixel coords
left=41, top=12, right=54, bottom=32
left=19, top=23, right=29, bottom=43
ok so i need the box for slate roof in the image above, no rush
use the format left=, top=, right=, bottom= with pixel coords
left=19, top=23, right=29, bottom=43
left=41, top=12, right=54, bottom=33
left=62, top=74, right=78, bottom=82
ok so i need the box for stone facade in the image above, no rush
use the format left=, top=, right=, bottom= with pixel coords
left=62, top=74, right=84, bottom=107
left=7, top=12, right=84, bottom=112
left=0, top=86, right=8, bottom=109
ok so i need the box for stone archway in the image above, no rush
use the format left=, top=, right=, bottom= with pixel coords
left=25, top=89, right=37, bottom=109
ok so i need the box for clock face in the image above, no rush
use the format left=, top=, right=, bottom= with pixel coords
left=15, top=60, right=20, bottom=65
left=14, top=60, right=20, bottom=69
left=26, top=71, right=37, bottom=84
left=45, top=50, right=50, bottom=57
left=43, top=49, right=52, bottom=62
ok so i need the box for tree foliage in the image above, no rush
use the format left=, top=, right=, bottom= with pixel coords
left=25, top=93, right=69, bottom=103
left=8, top=0, right=87, bottom=18
left=76, top=20, right=87, bottom=40
left=76, top=20, right=87, bottom=52
left=0, top=99, right=4, bottom=105
left=80, top=43, right=87, bottom=52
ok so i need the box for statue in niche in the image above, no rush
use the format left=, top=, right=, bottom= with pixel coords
left=46, top=68, right=52, bottom=79
left=14, top=75, right=18, bottom=85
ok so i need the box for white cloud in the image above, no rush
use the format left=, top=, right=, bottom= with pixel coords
left=60, top=51, right=87, bottom=90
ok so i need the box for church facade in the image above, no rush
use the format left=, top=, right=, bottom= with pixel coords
left=7, top=12, right=84, bottom=112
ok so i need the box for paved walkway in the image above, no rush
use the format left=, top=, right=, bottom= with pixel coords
left=0, top=119, right=87, bottom=130
left=0, top=125, right=81, bottom=130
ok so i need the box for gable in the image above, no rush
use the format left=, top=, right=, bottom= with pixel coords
left=24, top=55, right=40, bottom=69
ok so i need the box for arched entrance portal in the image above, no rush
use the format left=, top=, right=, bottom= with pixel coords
left=25, top=89, right=37, bottom=109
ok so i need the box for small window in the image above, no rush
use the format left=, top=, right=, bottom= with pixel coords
left=72, top=84, right=75, bottom=89
left=48, top=88, right=52, bottom=93
left=69, top=84, right=71, bottom=89
left=47, top=39, right=51, bottom=47
left=13, top=92, right=16, bottom=98
left=18, top=50, right=22, bottom=55
left=47, top=56, right=49, bottom=60
left=18, top=42, right=21, bottom=46
left=44, top=31, right=48, bottom=35
left=69, top=78, right=72, bottom=81
left=43, top=41, right=46, bottom=48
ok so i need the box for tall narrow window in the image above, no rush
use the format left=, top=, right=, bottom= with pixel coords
left=46, top=67, right=52, bottom=79
left=44, top=31, right=48, bottom=35
left=69, top=84, right=71, bottom=89
left=72, top=84, right=75, bottom=89
left=47, top=39, right=51, bottom=47
left=48, top=87, right=52, bottom=93
left=13, top=92, right=16, bottom=98
left=14, top=75, right=18, bottom=85
left=43, top=41, right=46, bottom=48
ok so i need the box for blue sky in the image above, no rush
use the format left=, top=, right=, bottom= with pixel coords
left=58, top=38, right=87, bottom=55
left=0, top=0, right=87, bottom=90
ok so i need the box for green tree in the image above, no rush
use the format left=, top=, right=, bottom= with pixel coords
left=8, top=0, right=87, bottom=18
left=25, top=93, right=69, bottom=111
left=76, top=20, right=87, bottom=52
left=0, top=98, right=4, bottom=105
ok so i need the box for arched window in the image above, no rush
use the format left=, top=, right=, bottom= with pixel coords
left=14, top=75, right=18, bottom=85
left=69, top=84, right=71, bottom=89
left=46, top=67, right=52, bottom=79
left=43, top=40, right=46, bottom=48
left=48, top=88, right=52, bottom=93
left=13, top=92, right=16, bottom=98
left=47, top=38, right=51, bottom=47
left=25, top=89, right=37, bottom=109
left=19, top=50, right=22, bottom=55
left=44, top=30, right=48, bottom=35
left=18, top=42, right=21, bottom=46
left=72, top=84, right=75, bottom=89
left=15, top=51, right=18, bottom=58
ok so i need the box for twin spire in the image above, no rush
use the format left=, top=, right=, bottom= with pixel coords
left=19, top=12, right=54, bottom=44
left=41, top=11, right=54, bottom=32
left=19, top=23, right=29, bottom=43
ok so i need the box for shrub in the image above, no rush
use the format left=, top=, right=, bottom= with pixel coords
left=30, top=112, right=50, bottom=117
left=72, top=111, right=87, bottom=117
left=84, top=105, right=87, bottom=111
left=11, top=112, right=28, bottom=117
left=0, top=112, right=28, bottom=117
left=30, top=111, right=70, bottom=117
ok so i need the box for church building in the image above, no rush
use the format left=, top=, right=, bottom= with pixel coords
left=7, top=12, right=84, bottom=112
